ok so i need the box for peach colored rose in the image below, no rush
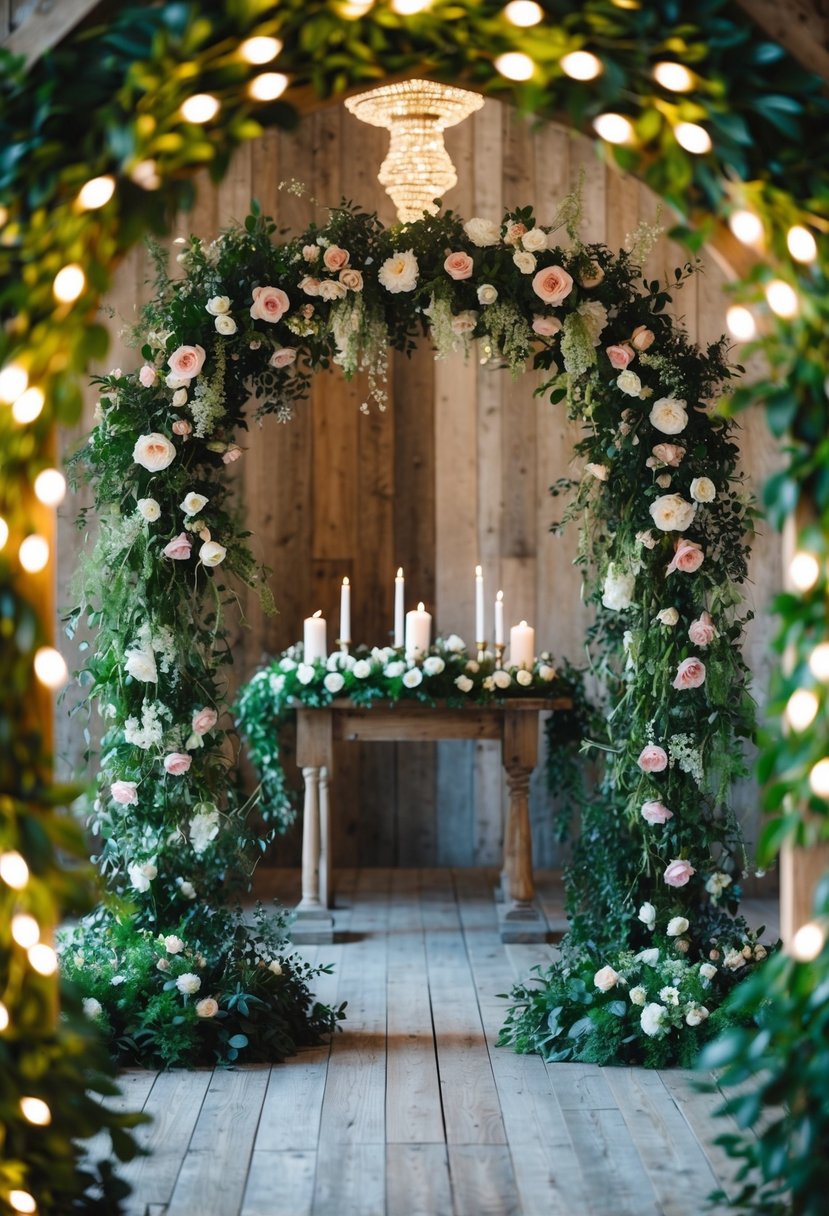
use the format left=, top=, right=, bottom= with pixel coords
left=192, top=707, right=218, bottom=735
left=642, top=800, right=673, bottom=824
left=532, top=314, right=562, bottom=337
left=444, top=251, right=474, bottom=281
left=339, top=267, right=364, bottom=292
left=299, top=276, right=321, bottom=296
left=139, top=364, right=158, bottom=387
left=638, top=744, right=668, bottom=773
left=688, top=611, right=717, bottom=647
left=111, top=780, right=138, bottom=805
left=133, top=432, right=176, bottom=472
left=168, top=344, right=206, bottom=380
left=323, top=245, right=349, bottom=271
left=673, top=656, right=706, bottom=690
left=250, top=284, right=290, bottom=323
left=270, top=347, right=297, bottom=368
left=172, top=419, right=192, bottom=436
left=222, top=446, right=242, bottom=464
left=663, top=858, right=695, bottom=887
left=666, top=538, right=704, bottom=575
left=631, top=325, right=655, bottom=351
left=652, top=443, right=685, bottom=467
left=163, top=532, right=192, bottom=560
left=532, top=265, right=574, bottom=306
left=504, top=221, right=527, bottom=246
left=606, top=343, right=635, bottom=369
left=593, top=965, right=621, bottom=991
left=164, top=752, right=192, bottom=776
left=302, top=244, right=320, bottom=263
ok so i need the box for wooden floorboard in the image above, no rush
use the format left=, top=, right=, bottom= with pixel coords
left=87, top=868, right=769, bottom=1216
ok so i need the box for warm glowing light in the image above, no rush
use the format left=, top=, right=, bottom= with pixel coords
left=0, top=851, right=30, bottom=889
left=674, top=122, right=711, bottom=154
left=653, top=61, right=694, bottom=92
left=495, top=52, right=535, bottom=81
left=766, top=279, right=799, bottom=319
left=787, top=224, right=817, bottom=264
left=19, top=534, right=49, bottom=573
left=248, top=72, right=288, bottom=101
left=34, top=468, right=67, bottom=507
left=9, top=1192, right=37, bottom=1215
left=809, top=758, right=829, bottom=798
left=12, top=386, right=45, bottom=423
left=28, top=943, right=58, bottom=975
left=391, top=0, right=433, bottom=12
left=130, top=159, right=161, bottom=190
left=504, top=1, right=543, bottom=26
left=34, top=647, right=69, bottom=690
left=0, top=362, right=28, bottom=403
left=560, top=51, right=603, bottom=81
left=0, top=518, right=8, bottom=550
left=728, top=210, right=763, bottom=246
left=808, top=643, right=829, bottom=681
left=11, top=914, right=40, bottom=948
left=593, top=112, right=634, bottom=144
left=20, top=1097, right=51, bottom=1126
left=339, top=0, right=375, bottom=15
left=53, top=263, right=86, bottom=303
left=78, top=175, right=116, bottom=210
left=726, top=305, right=756, bottom=341
left=789, top=551, right=820, bottom=592
left=0, top=1002, right=8, bottom=1031
left=792, top=920, right=825, bottom=960
left=180, top=93, right=220, bottom=123
left=786, top=689, right=819, bottom=731
left=239, top=35, right=283, bottom=63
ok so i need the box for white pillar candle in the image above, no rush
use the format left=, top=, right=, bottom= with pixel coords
left=394, top=567, right=405, bottom=648
left=494, top=590, right=504, bottom=645
left=475, top=564, right=485, bottom=642
left=304, top=610, right=327, bottom=664
left=405, top=601, right=431, bottom=660
left=509, top=619, right=535, bottom=669
left=339, top=577, right=351, bottom=643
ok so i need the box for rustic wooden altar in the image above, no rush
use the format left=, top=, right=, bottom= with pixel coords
left=291, top=696, right=570, bottom=943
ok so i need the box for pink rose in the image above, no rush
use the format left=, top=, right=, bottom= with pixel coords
left=641, top=799, right=674, bottom=824
left=111, top=780, right=138, bottom=805
left=606, top=344, right=635, bottom=370
left=164, top=752, right=192, bottom=776
left=532, top=265, right=574, bottom=306
left=323, top=245, right=350, bottom=271
left=532, top=314, right=563, bottom=337
left=631, top=325, right=655, bottom=351
left=250, top=285, right=290, bottom=323
left=673, top=656, right=706, bottom=690
left=664, top=858, right=696, bottom=888
left=302, top=244, right=319, bottom=263
left=652, top=443, right=685, bottom=467
left=222, top=445, right=243, bottom=464
left=192, top=706, right=218, bottom=735
left=504, top=221, right=527, bottom=246
left=444, top=251, right=474, bottom=281
left=688, top=611, right=716, bottom=646
left=172, top=419, right=192, bottom=436
left=638, top=744, right=668, bottom=773
left=269, top=347, right=297, bottom=369
left=299, top=276, right=321, bottom=297
left=163, top=532, right=192, bottom=561
left=139, top=364, right=158, bottom=388
left=168, top=345, right=206, bottom=380
left=666, top=538, right=704, bottom=575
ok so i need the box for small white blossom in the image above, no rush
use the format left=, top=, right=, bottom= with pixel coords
left=83, top=997, right=103, bottom=1019
left=164, top=935, right=184, bottom=954
left=455, top=675, right=474, bottom=693
left=352, top=659, right=372, bottom=679
left=629, top=986, right=647, bottom=1006
left=176, top=972, right=202, bottom=995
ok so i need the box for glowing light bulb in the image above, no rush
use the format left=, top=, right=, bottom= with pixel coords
left=239, top=35, right=283, bottom=64
left=653, top=61, right=694, bottom=92
left=20, top=1097, right=51, bottom=1126
left=726, top=305, right=756, bottom=341
left=792, top=920, right=825, bottom=960
left=787, top=224, right=817, bottom=264
left=9, top=1191, right=37, bottom=1215
left=0, top=851, right=30, bottom=889
left=766, top=279, right=798, bottom=318
left=34, top=647, right=69, bottom=690
left=504, top=1, right=543, bottom=26
left=593, top=112, right=634, bottom=144
left=77, top=175, right=116, bottom=210
left=391, top=0, right=432, bottom=12
left=728, top=210, right=763, bottom=246
left=494, top=51, right=535, bottom=80
left=53, top=264, right=85, bottom=303
left=789, top=551, right=820, bottom=592
left=0, top=362, right=28, bottom=403
left=19, top=534, right=49, bottom=573
left=0, top=1002, right=8, bottom=1031
left=0, top=517, right=8, bottom=550
left=338, top=0, right=375, bottom=15
left=560, top=51, right=603, bottom=81
left=34, top=468, right=66, bottom=506
left=809, top=757, right=829, bottom=798
left=809, top=642, right=829, bottom=681
left=674, top=122, right=711, bottom=154
left=12, top=386, right=44, bottom=423
left=130, top=159, right=161, bottom=190
left=248, top=72, right=288, bottom=101
left=180, top=93, right=220, bottom=123
left=28, top=944, right=58, bottom=975
left=786, top=689, right=819, bottom=731
left=11, top=914, right=40, bottom=948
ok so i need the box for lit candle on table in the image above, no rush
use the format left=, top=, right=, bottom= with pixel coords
left=304, top=610, right=327, bottom=664
left=509, top=619, right=535, bottom=669
left=405, top=601, right=431, bottom=660
left=340, top=577, right=351, bottom=646
left=394, top=567, right=405, bottom=648
left=475, top=565, right=484, bottom=643
left=494, top=590, right=504, bottom=645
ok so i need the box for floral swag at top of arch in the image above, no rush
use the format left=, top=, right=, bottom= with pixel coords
left=67, top=193, right=763, bottom=1069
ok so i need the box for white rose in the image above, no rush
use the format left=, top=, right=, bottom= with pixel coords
left=165, top=373, right=189, bottom=389
left=685, top=1005, right=709, bottom=1026
left=649, top=494, right=696, bottom=532
left=352, top=659, right=372, bottom=679
left=617, top=370, right=642, bottom=396
left=699, top=963, right=717, bottom=980
left=384, top=661, right=405, bottom=678
left=128, top=863, right=151, bottom=893
left=482, top=676, right=495, bottom=691
left=215, top=314, right=238, bottom=335
left=666, top=916, right=690, bottom=937
left=521, top=227, right=548, bottom=252
left=463, top=216, right=500, bottom=247
left=657, top=607, right=679, bottom=626
left=199, top=540, right=227, bottom=566
left=141, top=861, right=157, bottom=880
left=445, top=634, right=465, bottom=652
left=638, top=902, right=657, bottom=930
left=189, top=804, right=220, bottom=855
left=402, top=668, right=423, bottom=688
left=723, top=948, right=747, bottom=971
left=465, top=660, right=479, bottom=673
left=649, top=397, right=688, bottom=435
left=133, top=432, right=176, bottom=472
left=640, top=1002, right=669, bottom=1038
left=318, top=279, right=348, bottom=302
left=659, top=986, right=680, bottom=1006
left=164, top=935, right=184, bottom=954
left=516, top=669, right=533, bottom=687
left=636, top=947, right=660, bottom=966
left=296, top=663, right=315, bottom=685
left=477, top=283, right=498, bottom=305
left=137, top=497, right=160, bottom=521
left=584, top=462, right=609, bottom=481
left=378, top=249, right=419, bottom=293
left=268, top=960, right=283, bottom=976
left=124, top=647, right=158, bottom=683
left=690, top=477, right=716, bottom=503
left=636, top=529, right=658, bottom=550
left=455, top=675, right=474, bottom=693
left=538, top=664, right=556, bottom=681
left=593, top=965, right=621, bottom=992
left=705, top=871, right=733, bottom=897
left=206, top=296, right=231, bottom=315
left=176, top=972, right=202, bottom=995
left=178, top=881, right=196, bottom=900
left=181, top=491, right=208, bottom=516
left=513, top=250, right=537, bottom=274
left=493, top=670, right=512, bottom=689
left=629, top=986, right=647, bottom=1006
left=423, top=656, right=445, bottom=676
left=602, top=563, right=635, bottom=611
left=82, top=997, right=103, bottom=1019
left=171, top=388, right=188, bottom=407
left=324, top=672, right=345, bottom=694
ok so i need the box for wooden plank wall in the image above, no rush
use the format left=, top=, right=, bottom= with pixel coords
left=56, top=101, right=781, bottom=877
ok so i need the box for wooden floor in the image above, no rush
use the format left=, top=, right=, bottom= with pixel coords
left=103, top=869, right=777, bottom=1216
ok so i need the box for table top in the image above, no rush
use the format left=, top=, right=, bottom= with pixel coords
left=292, top=696, right=572, bottom=713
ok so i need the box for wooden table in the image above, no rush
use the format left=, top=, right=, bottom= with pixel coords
left=292, top=697, right=570, bottom=943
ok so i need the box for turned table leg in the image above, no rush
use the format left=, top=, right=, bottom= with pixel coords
left=504, top=764, right=535, bottom=909
left=318, top=766, right=332, bottom=910
left=497, top=709, right=547, bottom=942
left=298, top=765, right=324, bottom=913
left=293, top=710, right=335, bottom=942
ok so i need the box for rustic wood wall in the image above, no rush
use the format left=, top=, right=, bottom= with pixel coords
left=57, top=100, right=781, bottom=877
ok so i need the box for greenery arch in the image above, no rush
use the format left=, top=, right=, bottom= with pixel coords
left=2, top=2, right=829, bottom=1212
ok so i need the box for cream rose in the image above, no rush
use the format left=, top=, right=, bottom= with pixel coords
left=477, top=283, right=498, bottom=305
left=137, top=497, right=160, bottom=521
left=521, top=227, right=548, bottom=252
left=463, top=216, right=500, bottom=247
left=299, top=275, right=320, bottom=297
left=690, top=476, right=716, bottom=503
left=631, top=325, right=655, bottom=351
left=324, top=671, right=345, bottom=694
left=215, top=314, right=237, bottom=336
left=318, top=279, right=347, bottom=301
left=402, top=668, right=423, bottom=689
left=171, top=388, right=188, bottom=407
left=516, top=669, right=533, bottom=687
left=493, top=670, right=512, bottom=689
left=378, top=249, right=419, bottom=293
left=250, top=284, right=290, bottom=322
left=339, top=267, right=364, bottom=292
left=181, top=492, right=207, bottom=516
left=206, top=296, right=231, bottom=315
left=133, top=432, right=176, bottom=472
left=593, top=965, right=621, bottom=992
left=656, top=607, right=679, bottom=626
left=649, top=397, right=688, bottom=435
left=455, top=674, right=474, bottom=693
left=199, top=540, right=227, bottom=567
left=532, top=265, right=573, bottom=305
left=168, top=344, right=206, bottom=380
left=444, top=251, right=474, bottom=280
left=602, top=563, right=635, bottom=611
left=585, top=462, right=609, bottom=481
left=196, top=997, right=219, bottom=1018
left=513, top=250, right=537, bottom=274
left=649, top=493, right=696, bottom=532
left=667, top=916, right=690, bottom=937
left=617, top=370, right=642, bottom=396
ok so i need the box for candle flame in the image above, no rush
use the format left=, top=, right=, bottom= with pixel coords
left=417, top=601, right=425, bottom=612
left=342, top=576, right=349, bottom=586
left=313, top=609, right=322, bottom=618
left=519, top=619, right=528, bottom=627
left=396, top=567, right=403, bottom=578
left=496, top=589, right=503, bottom=602
left=475, top=565, right=483, bottom=577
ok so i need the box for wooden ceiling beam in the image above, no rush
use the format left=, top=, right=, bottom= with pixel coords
left=735, top=0, right=829, bottom=82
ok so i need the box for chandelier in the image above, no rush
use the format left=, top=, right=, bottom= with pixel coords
left=344, top=79, right=484, bottom=222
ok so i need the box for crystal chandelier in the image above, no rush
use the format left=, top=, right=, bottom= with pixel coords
left=344, top=79, right=484, bottom=222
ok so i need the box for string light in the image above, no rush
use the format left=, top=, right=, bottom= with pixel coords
left=674, top=122, right=711, bottom=154
left=77, top=175, right=116, bottom=210
left=0, top=362, right=28, bottom=403
left=53, top=264, right=86, bottom=303
left=786, top=689, right=819, bottom=731
left=504, top=1, right=543, bottom=26
left=809, top=758, right=829, bottom=798
left=766, top=279, right=799, bottom=318
left=34, top=647, right=69, bottom=690
left=0, top=851, right=30, bottom=889
left=494, top=51, right=535, bottom=80
left=9, top=1192, right=37, bottom=1215
left=789, top=550, right=820, bottom=591
left=28, top=944, right=58, bottom=975
left=560, top=51, right=603, bottom=81
left=19, top=535, right=50, bottom=573
left=338, top=0, right=375, bottom=15
left=653, top=61, right=694, bottom=92
left=11, top=914, right=40, bottom=948
left=238, top=35, right=282, bottom=63
left=248, top=72, right=288, bottom=102
left=391, top=0, right=433, bottom=12
left=20, top=1097, right=51, bottom=1126
left=180, top=93, right=220, bottom=123
left=0, top=1002, right=8, bottom=1031
left=34, top=468, right=66, bottom=507
left=726, top=305, right=756, bottom=341
left=130, top=159, right=161, bottom=190
left=593, top=112, right=634, bottom=144
left=12, top=386, right=44, bottom=423
left=787, top=224, right=817, bottom=264
left=792, top=920, right=825, bottom=960
left=808, top=642, right=829, bottom=681
left=0, top=517, right=8, bottom=549
left=728, top=210, right=763, bottom=246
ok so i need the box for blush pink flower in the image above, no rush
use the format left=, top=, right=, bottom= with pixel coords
left=638, top=744, right=668, bottom=773
left=139, top=364, right=158, bottom=388
left=269, top=347, right=297, bottom=369
left=444, top=251, right=474, bottom=281
left=673, top=656, right=706, bottom=690
left=164, top=752, right=192, bottom=776
left=192, top=707, right=218, bottom=735
left=163, top=532, right=192, bottom=561
left=504, top=221, right=527, bottom=246
left=172, top=419, right=192, bottom=436
left=631, top=325, right=655, bottom=351
left=111, top=780, right=138, bottom=805
left=652, top=443, right=685, bottom=467
left=664, top=858, right=696, bottom=888
left=641, top=800, right=674, bottom=825
left=606, top=344, right=635, bottom=370
left=322, top=245, right=349, bottom=271
left=250, top=285, right=290, bottom=323
left=532, top=265, right=574, bottom=306
left=532, top=314, right=563, bottom=337
left=222, top=446, right=243, bottom=464
left=688, top=611, right=717, bottom=647
left=666, top=538, right=704, bottom=575
left=168, top=345, right=206, bottom=380
left=299, top=276, right=321, bottom=296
